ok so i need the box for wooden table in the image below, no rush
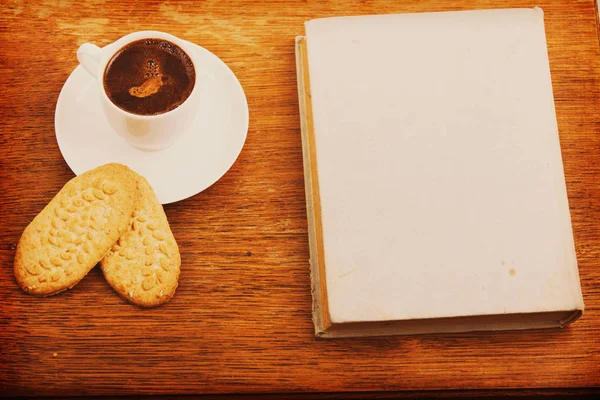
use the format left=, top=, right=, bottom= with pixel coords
left=1, top=0, right=599, bottom=397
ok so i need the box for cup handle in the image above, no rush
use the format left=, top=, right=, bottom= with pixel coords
left=77, top=43, right=102, bottom=77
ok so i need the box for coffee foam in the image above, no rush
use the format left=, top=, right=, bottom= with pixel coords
left=129, top=60, right=163, bottom=98
left=129, top=76, right=163, bottom=98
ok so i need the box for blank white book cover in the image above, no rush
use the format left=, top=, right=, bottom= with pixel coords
left=305, top=8, right=584, bottom=324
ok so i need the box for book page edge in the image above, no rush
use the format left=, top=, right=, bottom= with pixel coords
left=295, top=36, right=332, bottom=335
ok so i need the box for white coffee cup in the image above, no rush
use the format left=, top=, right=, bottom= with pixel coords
left=77, top=31, right=200, bottom=151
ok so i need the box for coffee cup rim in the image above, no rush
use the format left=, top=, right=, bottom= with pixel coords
left=99, top=30, right=200, bottom=120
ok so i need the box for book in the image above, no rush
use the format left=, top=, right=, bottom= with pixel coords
left=295, top=8, right=585, bottom=338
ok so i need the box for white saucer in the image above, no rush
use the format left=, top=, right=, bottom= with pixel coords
left=55, top=41, right=249, bottom=204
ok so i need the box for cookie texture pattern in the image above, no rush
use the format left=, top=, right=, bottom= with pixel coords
left=101, top=173, right=181, bottom=307
left=14, top=163, right=137, bottom=296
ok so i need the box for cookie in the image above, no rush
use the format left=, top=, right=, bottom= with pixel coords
left=101, top=173, right=180, bottom=308
left=14, top=163, right=137, bottom=296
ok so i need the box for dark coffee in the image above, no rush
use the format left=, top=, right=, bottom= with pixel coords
left=103, top=39, right=195, bottom=116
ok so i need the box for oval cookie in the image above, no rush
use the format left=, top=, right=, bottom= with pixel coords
left=14, top=163, right=137, bottom=296
left=101, top=173, right=180, bottom=308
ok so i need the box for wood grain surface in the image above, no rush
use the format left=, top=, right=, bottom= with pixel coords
left=0, top=0, right=599, bottom=397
